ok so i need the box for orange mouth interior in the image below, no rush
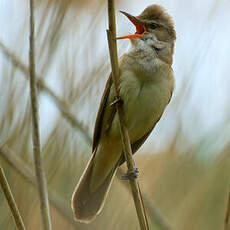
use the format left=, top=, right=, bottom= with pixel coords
left=117, top=12, right=146, bottom=39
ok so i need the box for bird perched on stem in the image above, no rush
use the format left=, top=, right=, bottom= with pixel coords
left=72, top=4, right=176, bottom=223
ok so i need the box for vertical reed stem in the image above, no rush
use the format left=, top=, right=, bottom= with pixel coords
left=107, top=1, right=149, bottom=229
left=225, top=190, right=230, bottom=230
left=29, top=0, right=52, bottom=229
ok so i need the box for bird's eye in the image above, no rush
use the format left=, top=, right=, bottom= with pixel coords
left=149, top=23, right=158, bottom=29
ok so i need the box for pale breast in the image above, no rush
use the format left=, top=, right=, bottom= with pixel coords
left=118, top=69, right=174, bottom=142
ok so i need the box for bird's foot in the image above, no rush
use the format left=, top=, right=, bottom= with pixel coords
left=110, top=96, right=123, bottom=107
left=121, top=168, right=139, bottom=180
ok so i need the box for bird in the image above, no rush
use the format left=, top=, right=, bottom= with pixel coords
left=71, top=4, right=176, bottom=223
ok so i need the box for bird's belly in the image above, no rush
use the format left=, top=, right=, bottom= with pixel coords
left=118, top=75, right=171, bottom=142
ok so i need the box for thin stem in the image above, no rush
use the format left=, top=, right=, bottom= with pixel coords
left=116, top=169, right=172, bottom=230
left=29, top=0, right=52, bottom=229
left=107, top=1, right=149, bottom=229
left=0, top=167, right=26, bottom=230
left=0, top=145, right=90, bottom=229
left=225, top=190, right=230, bottom=230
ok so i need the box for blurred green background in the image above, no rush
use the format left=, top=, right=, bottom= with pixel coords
left=0, top=0, right=230, bottom=229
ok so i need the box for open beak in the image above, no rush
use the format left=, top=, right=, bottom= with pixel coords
left=117, top=11, right=146, bottom=40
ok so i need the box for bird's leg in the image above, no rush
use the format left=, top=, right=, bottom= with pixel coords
left=121, top=160, right=139, bottom=180
left=110, top=96, right=123, bottom=107
left=121, top=168, right=139, bottom=180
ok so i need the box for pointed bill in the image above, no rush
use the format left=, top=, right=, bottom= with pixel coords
left=117, top=11, right=146, bottom=39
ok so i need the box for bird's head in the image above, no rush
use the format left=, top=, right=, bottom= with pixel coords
left=118, top=5, right=176, bottom=63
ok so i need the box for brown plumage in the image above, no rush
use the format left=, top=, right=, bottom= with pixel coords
left=137, top=4, right=176, bottom=41
left=72, top=4, right=176, bottom=223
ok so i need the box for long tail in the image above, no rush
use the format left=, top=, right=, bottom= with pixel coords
left=71, top=152, right=118, bottom=223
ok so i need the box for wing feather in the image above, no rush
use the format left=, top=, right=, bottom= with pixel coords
left=92, top=74, right=114, bottom=152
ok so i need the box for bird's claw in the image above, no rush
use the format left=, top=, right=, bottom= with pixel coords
left=121, top=168, right=139, bottom=180
left=110, top=96, right=123, bottom=107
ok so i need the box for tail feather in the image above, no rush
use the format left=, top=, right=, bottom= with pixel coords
left=71, top=153, right=117, bottom=223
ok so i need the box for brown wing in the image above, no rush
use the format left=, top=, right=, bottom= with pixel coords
left=92, top=74, right=114, bottom=152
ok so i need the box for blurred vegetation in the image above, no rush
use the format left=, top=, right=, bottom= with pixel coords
left=0, top=0, right=230, bottom=229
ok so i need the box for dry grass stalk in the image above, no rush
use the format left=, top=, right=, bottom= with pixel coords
left=106, top=1, right=149, bottom=229
left=29, top=0, right=52, bottom=229
left=0, top=144, right=78, bottom=227
left=0, top=40, right=92, bottom=145
left=0, top=167, right=26, bottom=230
left=225, top=190, right=230, bottom=229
